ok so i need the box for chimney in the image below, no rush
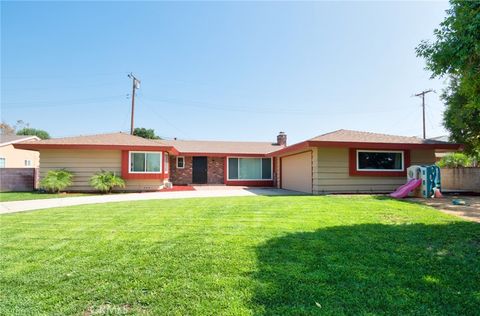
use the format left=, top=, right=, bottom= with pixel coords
left=277, top=132, right=287, bottom=146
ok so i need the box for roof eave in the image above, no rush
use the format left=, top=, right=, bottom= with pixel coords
left=13, top=143, right=180, bottom=154
left=177, top=151, right=270, bottom=157
left=307, top=140, right=463, bottom=150
left=0, top=136, right=41, bottom=147
left=267, top=140, right=463, bottom=156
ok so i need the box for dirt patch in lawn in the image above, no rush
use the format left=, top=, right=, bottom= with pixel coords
left=407, top=195, right=480, bottom=223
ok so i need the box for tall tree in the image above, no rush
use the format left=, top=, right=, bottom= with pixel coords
left=416, top=0, right=480, bottom=156
left=0, top=122, right=16, bottom=135
left=133, top=127, right=162, bottom=140
left=16, top=128, right=51, bottom=139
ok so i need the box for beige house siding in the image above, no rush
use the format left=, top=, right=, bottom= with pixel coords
left=0, top=144, right=39, bottom=168
left=39, top=149, right=165, bottom=192
left=313, top=147, right=436, bottom=194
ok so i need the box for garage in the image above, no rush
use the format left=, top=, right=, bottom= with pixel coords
left=281, top=151, right=312, bottom=193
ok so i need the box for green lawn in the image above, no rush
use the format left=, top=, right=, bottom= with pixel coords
left=0, top=191, right=90, bottom=202
left=1, top=196, right=479, bottom=315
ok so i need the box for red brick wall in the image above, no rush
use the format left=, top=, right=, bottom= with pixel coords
left=169, top=156, right=225, bottom=185
left=207, top=157, right=224, bottom=184
left=169, top=156, right=193, bottom=185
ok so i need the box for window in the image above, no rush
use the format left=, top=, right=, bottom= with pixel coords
left=176, top=156, right=185, bottom=169
left=356, top=150, right=404, bottom=171
left=0, top=158, right=5, bottom=168
left=129, top=152, right=162, bottom=173
left=227, top=158, right=272, bottom=180
left=24, top=160, right=32, bottom=167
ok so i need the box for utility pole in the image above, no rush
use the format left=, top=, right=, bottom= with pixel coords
left=128, top=73, right=141, bottom=135
left=414, top=89, right=433, bottom=139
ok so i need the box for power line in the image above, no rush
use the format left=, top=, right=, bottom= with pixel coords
left=141, top=101, right=191, bottom=139
left=414, top=89, right=434, bottom=139
left=1, top=72, right=124, bottom=80
left=1, top=95, right=126, bottom=108
left=142, top=96, right=407, bottom=117
left=127, top=73, right=141, bottom=135
left=2, top=81, right=123, bottom=92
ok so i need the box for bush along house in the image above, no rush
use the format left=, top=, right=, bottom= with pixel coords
left=14, top=130, right=460, bottom=193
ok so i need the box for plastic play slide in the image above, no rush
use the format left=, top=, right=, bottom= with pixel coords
left=390, top=179, right=422, bottom=198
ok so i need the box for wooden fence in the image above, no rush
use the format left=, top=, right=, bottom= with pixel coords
left=441, top=168, right=480, bottom=193
left=0, top=168, right=38, bottom=192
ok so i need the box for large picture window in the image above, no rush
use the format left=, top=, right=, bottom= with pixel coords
left=228, top=157, right=272, bottom=180
left=130, top=152, right=162, bottom=173
left=356, top=150, right=404, bottom=171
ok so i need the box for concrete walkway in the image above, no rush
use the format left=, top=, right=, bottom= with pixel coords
left=0, top=187, right=297, bottom=215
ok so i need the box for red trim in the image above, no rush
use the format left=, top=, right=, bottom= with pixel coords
left=348, top=148, right=410, bottom=177
left=225, top=180, right=274, bottom=186
left=181, top=152, right=269, bottom=157
left=121, top=150, right=166, bottom=180
left=14, top=143, right=179, bottom=155
left=272, top=157, right=277, bottom=186
left=310, top=141, right=460, bottom=150
left=269, top=140, right=462, bottom=157
left=223, top=156, right=227, bottom=184
left=279, top=149, right=313, bottom=159
left=279, top=157, right=282, bottom=188
left=267, top=141, right=310, bottom=157
left=223, top=156, right=274, bottom=187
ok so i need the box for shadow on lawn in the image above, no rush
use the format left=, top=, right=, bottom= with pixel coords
left=252, top=222, right=480, bottom=315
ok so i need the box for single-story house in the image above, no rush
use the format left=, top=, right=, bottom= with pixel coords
left=14, top=129, right=460, bottom=193
left=0, top=135, right=40, bottom=168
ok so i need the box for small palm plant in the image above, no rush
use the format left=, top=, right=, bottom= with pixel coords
left=40, top=169, right=74, bottom=193
left=89, top=171, right=126, bottom=193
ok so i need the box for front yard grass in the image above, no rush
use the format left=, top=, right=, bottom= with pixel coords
left=0, top=191, right=90, bottom=202
left=1, top=195, right=479, bottom=315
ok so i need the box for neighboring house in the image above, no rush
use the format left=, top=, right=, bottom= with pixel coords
left=14, top=130, right=460, bottom=193
left=428, top=136, right=455, bottom=161
left=0, top=135, right=40, bottom=168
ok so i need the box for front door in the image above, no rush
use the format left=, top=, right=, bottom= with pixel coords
left=192, top=156, right=208, bottom=184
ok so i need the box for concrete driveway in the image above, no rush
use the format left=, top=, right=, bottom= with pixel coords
left=0, top=186, right=300, bottom=215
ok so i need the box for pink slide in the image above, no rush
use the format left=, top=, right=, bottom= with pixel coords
left=390, top=179, right=422, bottom=198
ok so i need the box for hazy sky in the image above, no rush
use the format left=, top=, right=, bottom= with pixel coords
left=1, top=1, right=450, bottom=144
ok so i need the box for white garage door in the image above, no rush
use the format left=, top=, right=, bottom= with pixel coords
left=281, top=151, right=312, bottom=193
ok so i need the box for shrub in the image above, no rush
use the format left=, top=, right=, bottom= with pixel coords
left=89, top=171, right=125, bottom=193
left=40, top=169, right=74, bottom=193
left=437, top=153, right=473, bottom=168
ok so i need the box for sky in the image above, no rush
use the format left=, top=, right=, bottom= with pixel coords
left=1, top=1, right=451, bottom=144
